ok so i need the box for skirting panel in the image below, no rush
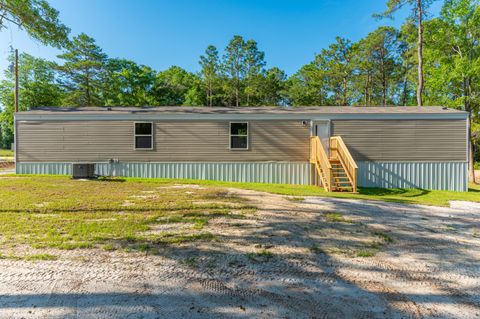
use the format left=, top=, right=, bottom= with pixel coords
left=16, top=162, right=311, bottom=185
left=15, top=161, right=469, bottom=191
left=357, top=161, right=468, bottom=192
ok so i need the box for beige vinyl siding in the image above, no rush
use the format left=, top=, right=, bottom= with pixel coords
left=17, top=120, right=310, bottom=163
left=331, top=119, right=467, bottom=162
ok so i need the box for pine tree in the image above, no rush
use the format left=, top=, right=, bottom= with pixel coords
left=57, top=33, right=107, bottom=106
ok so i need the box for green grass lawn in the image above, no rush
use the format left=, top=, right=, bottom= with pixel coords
left=0, top=149, right=13, bottom=158
left=0, top=175, right=478, bottom=259
left=0, top=176, right=254, bottom=254
left=125, top=177, right=480, bottom=207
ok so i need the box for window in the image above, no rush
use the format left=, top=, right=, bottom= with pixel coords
left=134, top=122, right=153, bottom=150
left=230, top=122, right=248, bottom=150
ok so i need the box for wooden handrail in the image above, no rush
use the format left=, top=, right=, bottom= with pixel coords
left=329, top=136, right=358, bottom=192
left=310, top=136, right=332, bottom=192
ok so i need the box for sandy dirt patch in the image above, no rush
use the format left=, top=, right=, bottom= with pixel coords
left=0, top=189, right=479, bottom=318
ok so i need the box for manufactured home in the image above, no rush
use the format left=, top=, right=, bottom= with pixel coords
left=14, top=106, right=469, bottom=191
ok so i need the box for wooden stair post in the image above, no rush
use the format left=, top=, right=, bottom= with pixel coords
left=309, top=136, right=332, bottom=192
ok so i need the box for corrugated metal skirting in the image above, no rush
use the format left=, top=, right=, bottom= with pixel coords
left=16, top=162, right=311, bottom=185
left=16, top=161, right=468, bottom=191
left=17, top=162, right=73, bottom=175
left=357, top=161, right=468, bottom=192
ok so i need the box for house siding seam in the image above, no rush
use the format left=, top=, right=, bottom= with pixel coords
left=16, top=161, right=468, bottom=191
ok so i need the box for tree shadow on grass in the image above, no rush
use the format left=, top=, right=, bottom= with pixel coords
left=358, top=187, right=431, bottom=198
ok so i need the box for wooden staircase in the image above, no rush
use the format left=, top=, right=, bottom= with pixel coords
left=310, top=136, right=358, bottom=192
left=330, top=160, right=354, bottom=192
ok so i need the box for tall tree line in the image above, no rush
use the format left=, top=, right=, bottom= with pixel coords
left=0, top=0, right=479, bottom=180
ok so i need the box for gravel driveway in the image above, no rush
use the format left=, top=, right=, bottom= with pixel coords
left=0, top=188, right=479, bottom=318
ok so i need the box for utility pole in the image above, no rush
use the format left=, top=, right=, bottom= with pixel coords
left=14, top=49, right=19, bottom=112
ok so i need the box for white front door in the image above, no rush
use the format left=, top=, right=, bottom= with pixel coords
left=315, top=121, right=330, bottom=156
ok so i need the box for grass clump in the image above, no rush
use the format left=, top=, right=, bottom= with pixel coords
left=246, top=250, right=274, bottom=262
left=356, top=250, right=376, bottom=257
left=324, top=212, right=351, bottom=223
left=0, top=253, right=58, bottom=261
left=23, top=254, right=58, bottom=261
left=372, top=231, right=394, bottom=243
left=288, top=197, right=305, bottom=202
left=310, top=244, right=326, bottom=254
left=102, top=244, right=116, bottom=251
left=180, top=257, right=197, bottom=267
left=153, top=232, right=217, bottom=244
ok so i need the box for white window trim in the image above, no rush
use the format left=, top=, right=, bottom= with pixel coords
left=134, top=122, right=154, bottom=151
left=229, top=121, right=249, bottom=151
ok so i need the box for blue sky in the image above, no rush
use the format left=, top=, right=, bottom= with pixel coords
left=0, top=0, right=442, bottom=77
